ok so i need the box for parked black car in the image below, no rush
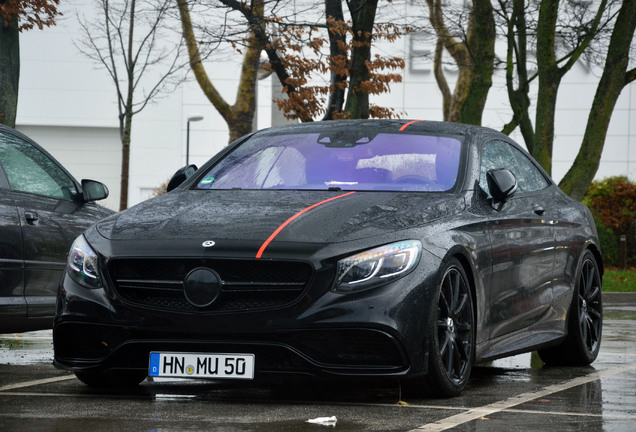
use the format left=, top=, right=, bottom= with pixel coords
left=0, top=124, right=112, bottom=333
left=53, top=120, right=603, bottom=397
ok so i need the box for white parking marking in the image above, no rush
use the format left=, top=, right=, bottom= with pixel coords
left=409, top=362, right=636, bottom=432
left=0, top=375, right=75, bottom=392
left=503, top=408, right=635, bottom=420
left=1, top=363, right=635, bottom=430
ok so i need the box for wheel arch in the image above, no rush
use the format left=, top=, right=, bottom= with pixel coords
left=453, top=253, right=477, bottom=323
left=444, top=247, right=480, bottom=348
left=586, top=243, right=604, bottom=280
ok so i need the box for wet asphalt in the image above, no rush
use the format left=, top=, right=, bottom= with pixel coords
left=0, top=293, right=635, bottom=432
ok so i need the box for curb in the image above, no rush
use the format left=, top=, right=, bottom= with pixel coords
left=603, top=292, right=636, bottom=306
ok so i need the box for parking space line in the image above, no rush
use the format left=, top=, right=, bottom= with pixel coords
left=503, top=408, right=636, bottom=420
left=0, top=375, right=75, bottom=392
left=0, top=392, right=80, bottom=397
left=409, top=362, right=636, bottom=432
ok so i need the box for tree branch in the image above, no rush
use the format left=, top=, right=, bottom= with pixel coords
left=176, top=0, right=232, bottom=120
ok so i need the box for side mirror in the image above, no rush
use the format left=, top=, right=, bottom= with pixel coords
left=81, top=179, right=109, bottom=202
left=167, top=164, right=198, bottom=192
left=486, top=168, right=517, bottom=206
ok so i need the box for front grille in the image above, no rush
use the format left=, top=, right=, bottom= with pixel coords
left=107, top=258, right=313, bottom=312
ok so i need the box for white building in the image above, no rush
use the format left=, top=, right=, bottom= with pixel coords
left=15, top=0, right=636, bottom=211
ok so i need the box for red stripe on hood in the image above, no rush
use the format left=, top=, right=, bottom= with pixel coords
left=256, top=191, right=356, bottom=258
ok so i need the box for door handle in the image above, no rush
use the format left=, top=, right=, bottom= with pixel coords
left=25, top=211, right=39, bottom=223
left=532, top=204, right=545, bottom=215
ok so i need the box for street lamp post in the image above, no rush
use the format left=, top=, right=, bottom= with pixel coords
left=186, top=114, right=204, bottom=165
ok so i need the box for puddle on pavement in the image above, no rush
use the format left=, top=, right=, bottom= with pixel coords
left=0, top=330, right=53, bottom=365
left=195, top=419, right=360, bottom=431
left=479, top=351, right=544, bottom=370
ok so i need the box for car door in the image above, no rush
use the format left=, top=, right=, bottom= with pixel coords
left=0, top=163, right=26, bottom=325
left=0, top=129, right=88, bottom=319
left=479, top=140, right=555, bottom=339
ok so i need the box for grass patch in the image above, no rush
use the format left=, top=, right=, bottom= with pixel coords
left=603, top=268, right=636, bottom=292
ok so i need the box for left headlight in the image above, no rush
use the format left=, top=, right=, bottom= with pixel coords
left=333, top=240, right=422, bottom=292
left=67, top=235, right=103, bottom=289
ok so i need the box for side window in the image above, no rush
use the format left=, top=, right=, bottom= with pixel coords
left=480, top=140, right=549, bottom=196
left=509, top=145, right=550, bottom=192
left=0, top=131, right=78, bottom=200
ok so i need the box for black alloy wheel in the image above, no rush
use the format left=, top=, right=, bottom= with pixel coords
left=538, top=250, right=602, bottom=366
left=436, top=264, right=474, bottom=386
left=578, top=257, right=603, bottom=354
left=407, top=258, right=475, bottom=397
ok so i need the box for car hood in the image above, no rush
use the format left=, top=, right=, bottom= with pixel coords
left=96, top=190, right=465, bottom=245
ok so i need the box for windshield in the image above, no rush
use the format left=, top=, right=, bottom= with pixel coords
left=196, top=132, right=462, bottom=192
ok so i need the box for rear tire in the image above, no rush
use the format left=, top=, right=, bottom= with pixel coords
left=406, top=258, right=475, bottom=398
left=538, top=250, right=602, bottom=366
left=75, top=370, right=147, bottom=388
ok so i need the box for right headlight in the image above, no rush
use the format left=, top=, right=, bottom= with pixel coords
left=333, top=240, right=422, bottom=293
left=67, top=235, right=103, bottom=289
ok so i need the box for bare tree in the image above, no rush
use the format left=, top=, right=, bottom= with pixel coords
left=497, top=0, right=615, bottom=171
left=559, top=0, right=636, bottom=200
left=497, top=0, right=636, bottom=198
left=76, top=0, right=187, bottom=210
left=418, top=0, right=634, bottom=200
left=530, top=0, right=608, bottom=174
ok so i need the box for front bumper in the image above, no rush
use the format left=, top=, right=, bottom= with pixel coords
left=54, top=322, right=412, bottom=378
left=54, top=258, right=437, bottom=381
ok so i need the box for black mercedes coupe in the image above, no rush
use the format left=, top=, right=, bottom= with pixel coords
left=53, top=120, right=603, bottom=397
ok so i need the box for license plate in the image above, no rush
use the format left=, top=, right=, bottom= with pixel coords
left=148, top=352, right=255, bottom=379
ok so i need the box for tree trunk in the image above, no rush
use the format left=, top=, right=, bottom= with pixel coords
left=558, top=0, right=636, bottom=201
left=178, top=0, right=261, bottom=142
left=119, top=111, right=132, bottom=211
left=502, top=0, right=534, bottom=152
left=433, top=38, right=451, bottom=121
left=227, top=0, right=262, bottom=142
left=117, top=0, right=136, bottom=211
left=323, top=0, right=347, bottom=120
left=0, top=15, right=19, bottom=127
left=344, top=0, right=378, bottom=119
left=227, top=34, right=260, bottom=142
left=533, top=0, right=560, bottom=175
left=510, top=0, right=608, bottom=175
left=458, top=0, right=494, bottom=125
left=426, top=0, right=494, bottom=126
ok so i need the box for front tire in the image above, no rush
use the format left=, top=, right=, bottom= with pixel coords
left=407, top=258, right=475, bottom=398
left=538, top=250, right=602, bottom=366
